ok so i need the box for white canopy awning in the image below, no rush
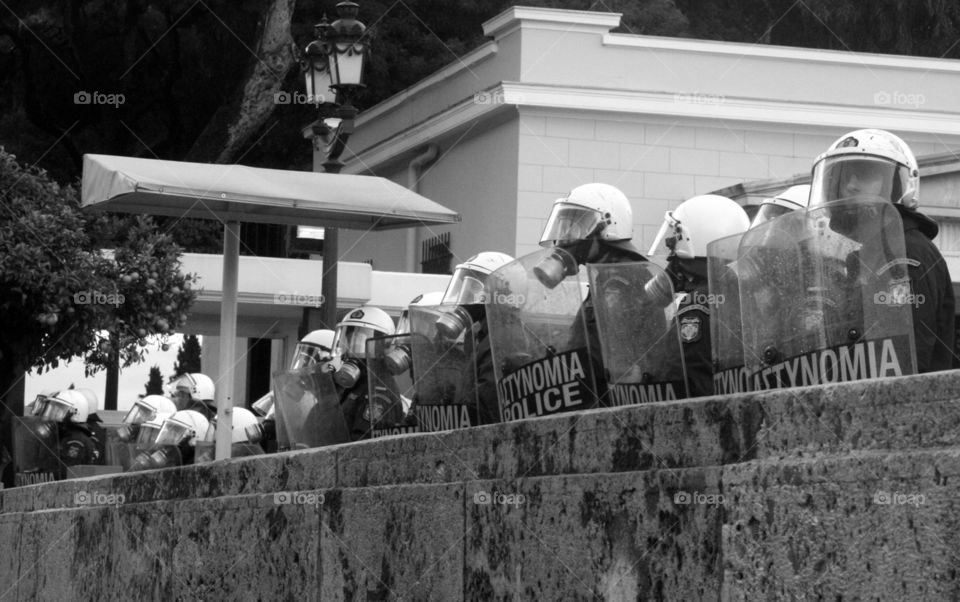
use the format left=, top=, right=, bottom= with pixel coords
left=81, top=154, right=460, bottom=229
left=80, top=153, right=460, bottom=462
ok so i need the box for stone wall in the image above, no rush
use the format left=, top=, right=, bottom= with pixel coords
left=3, top=370, right=960, bottom=600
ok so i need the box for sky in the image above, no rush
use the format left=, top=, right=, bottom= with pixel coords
left=24, top=334, right=188, bottom=413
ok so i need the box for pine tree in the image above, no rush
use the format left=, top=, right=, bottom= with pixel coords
left=172, top=335, right=202, bottom=379
left=145, top=365, right=165, bottom=395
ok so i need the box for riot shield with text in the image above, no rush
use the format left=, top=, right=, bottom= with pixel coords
left=365, top=334, right=420, bottom=438
left=588, top=262, right=688, bottom=404
left=12, top=417, right=61, bottom=486
left=707, top=232, right=750, bottom=394
left=740, top=197, right=916, bottom=389
left=273, top=368, right=349, bottom=449
left=406, top=305, right=478, bottom=432
left=486, top=248, right=598, bottom=422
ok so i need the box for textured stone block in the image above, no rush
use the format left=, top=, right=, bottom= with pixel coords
left=168, top=495, right=321, bottom=601
left=464, top=470, right=725, bottom=601
left=319, top=483, right=464, bottom=601
left=722, top=450, right=960, bottom=600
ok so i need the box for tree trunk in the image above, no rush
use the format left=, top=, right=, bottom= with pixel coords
left=184, top=0, right=299, bottom=163
left=104, top=334, right=119, bottom=411
left=0, top=347, right=26, bottom=489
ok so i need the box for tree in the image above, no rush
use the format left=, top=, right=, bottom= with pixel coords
left=0, top=149, right=196, bottom=486
left=172, top=335, right=203, bottom=380
left=145, top=365, right=165, bottom=396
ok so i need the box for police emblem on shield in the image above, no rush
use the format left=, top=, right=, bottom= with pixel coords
left=680, top=316, right=701, bottom=343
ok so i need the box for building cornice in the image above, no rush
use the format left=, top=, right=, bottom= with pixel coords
left=483, top=6, right=621, bottom=40
left=498, top=82, right=960, bottom=135
left=348, top=81, right=960, bottom=173
left=603, top=33, right=960, bottom=73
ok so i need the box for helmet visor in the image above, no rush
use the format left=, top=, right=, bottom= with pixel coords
left=810, top=155, right=910, bottom=207
left=156, top=419, right=194, bottom=446
left=539, top=203, right=604, bottom=246
left=40, top=398, right=73, bottom=422
left=442, top=267, right=488, bottom=305
left=291, top=342, right=332, bottom=370
left=137, top=423, right=163, bottom=447
left=647, top=211, right=692, bottom=257
left=332, top=325, right=377, bottom=358
left=750, top=203, right=792, bottom=228
left=122, top=401, right=157, bottom=425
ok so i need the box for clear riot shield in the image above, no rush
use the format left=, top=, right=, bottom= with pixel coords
left=485, top=248, right=598, bottom=422
left=273, top=368, right=349, bottom=449
left=365, top=334, right=419, bottom=438
left=740, top=197, right=916, bottom=390
left=707, top=232, right=750, bottom=395
left=588, top=262, right=688, bottom=405
left=12, top=417, right=61, bottom=485
left=406, top=305, right=478, bottom=432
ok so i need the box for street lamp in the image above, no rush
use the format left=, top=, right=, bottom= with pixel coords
left=299, top=1, right=370, bottom=330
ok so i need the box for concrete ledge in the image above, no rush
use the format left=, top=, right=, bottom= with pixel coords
left=3, top=370, right=960, bottom=599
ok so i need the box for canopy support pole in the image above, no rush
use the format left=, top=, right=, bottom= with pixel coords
left=321, top=228, right=338, bottom=329
left=215, top=220, right=240, bottom=460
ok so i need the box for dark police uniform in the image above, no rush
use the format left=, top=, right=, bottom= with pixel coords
left=672, top=264, right=713, bottom=398
left=900, top=209, right=956, bottom=372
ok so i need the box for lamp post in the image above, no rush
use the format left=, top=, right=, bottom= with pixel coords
left=299, top=1, right=369, bottom=330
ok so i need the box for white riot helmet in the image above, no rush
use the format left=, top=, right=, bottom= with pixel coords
left=74, top=388, right=100, bottom=419
left=40, top=390, right=89, bottom=423
left=118, top=395, right=178, bottom=442
left=395, top=291, right=445, bottom=336
left=751, top=184, right=811, bottom=227
left=648, top=195, right=750, bottom=259
left=332, top=306, right=395, bottom=359
left=229, top=407, right=260, bottom=444
left=155, top=409, right=210, bottom=447
left=332, top=306, right=395, bottom=388
left=442, top=252, right=514, bottom=305
left=174, top=373, right=215, bottom=407
left=539, top=183, right=634, bottom=247
left=810, top=129, right=919, bottom=209
left=291, top=329, right=335, bottom=369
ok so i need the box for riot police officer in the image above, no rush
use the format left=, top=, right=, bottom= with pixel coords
left=330, top=306, right=396, bottom=440
left=535, top=183, right=647, bottom=403
left=38, top=389, right=103, bottom=474
left=809, top=128, right=955, bottom=372
left=435, top=251, right=514, bottom=424
left=648, top=194, right=750, bottom=397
